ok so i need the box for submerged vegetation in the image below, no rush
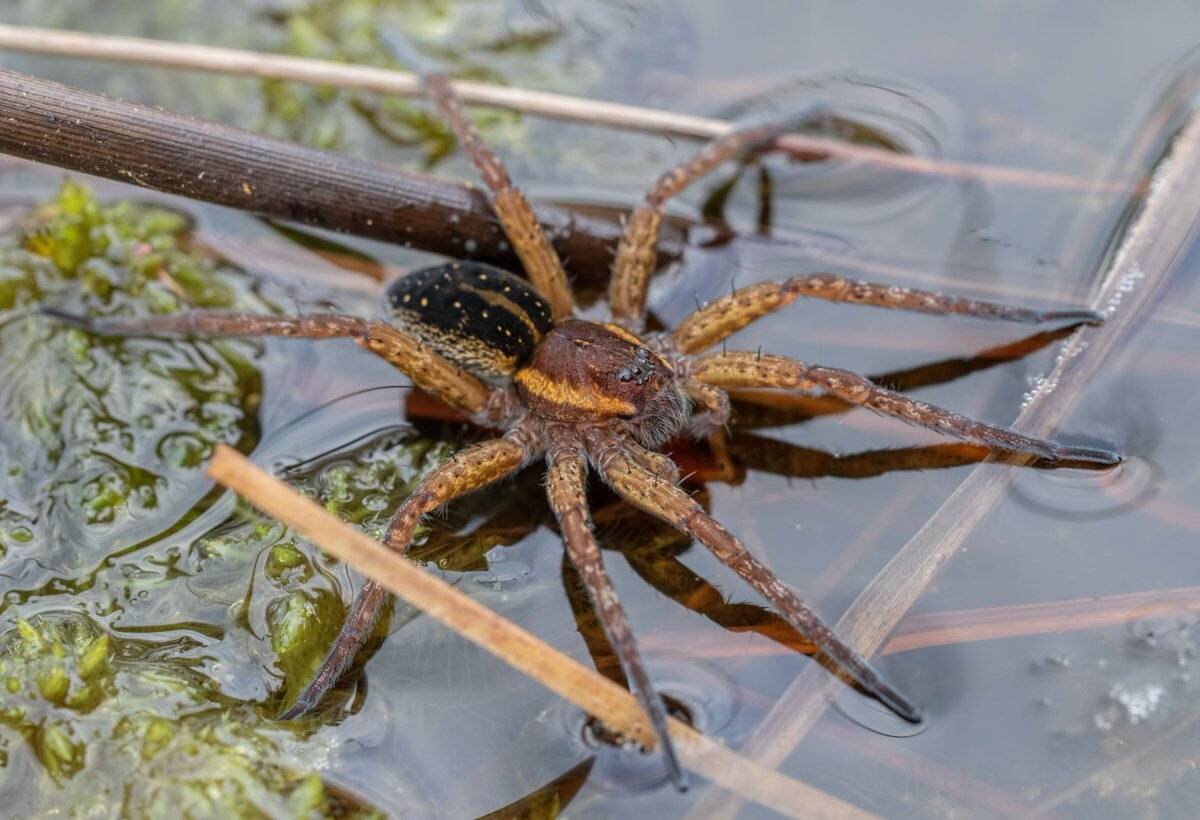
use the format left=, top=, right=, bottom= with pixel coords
left=261, top=0, right=528, bottom=162
left=0, top=612, right=379, bottom=816
left=0, top=183, right=452, bottom=814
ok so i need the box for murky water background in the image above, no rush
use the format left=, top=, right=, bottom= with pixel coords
left=3, top=1, right=1200, bottom=816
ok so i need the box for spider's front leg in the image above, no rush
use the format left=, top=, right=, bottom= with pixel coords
left=282, top=431, right=535, bottom=718
left=544, top=431, right=686, bottom=790
left=692, top=350, right=1119, bottom=467
left=584, top=429, right=923, bottom=724
left=672, top=275, right=1102, bottom=355
left=40, top=309, right=506, bottom=423
left=720, top=322, right=1086, bottom=430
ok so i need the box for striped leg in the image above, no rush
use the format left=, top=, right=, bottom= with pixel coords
left=692, top=351, right=1119, bottom=467
left=41, top=308, right=498, bottom=419
left=424, top=74, right=575, bottom=321
left=281, top=433, right=533, bottom=718
left=608, top=118, right=814, bottom=329
left=672, top=275, right=1101, bottom=355
left=585, top=429, right=922, bottom=724
left=545, top=431, right=685, bottom=790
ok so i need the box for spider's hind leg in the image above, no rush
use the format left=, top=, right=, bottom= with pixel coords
left=423, top=74, right=575, bottom=321
left=585, top=428, right=922, bottom=724
left=609, top=113, right=824, bottom=330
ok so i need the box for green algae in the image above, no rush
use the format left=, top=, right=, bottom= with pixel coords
left=199, top=427, right=456, bottom=708
left=0, top=613, right=382, bottom=816
left=257, top=0, right=606, bottom=166
left=0, top=182, right=440, bottom=815
left=0, top=182, right=269, bottom=567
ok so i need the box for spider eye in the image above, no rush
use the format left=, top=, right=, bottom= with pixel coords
left=617, top=351, right=655, bottom=385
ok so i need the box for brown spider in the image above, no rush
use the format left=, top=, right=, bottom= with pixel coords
left=44, top=74, right=1118, bottom=790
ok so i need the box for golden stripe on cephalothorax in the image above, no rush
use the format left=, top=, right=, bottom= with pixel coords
left=514, top=365, right=637, bottom=418
left=515, top=320, right=689, bottom=448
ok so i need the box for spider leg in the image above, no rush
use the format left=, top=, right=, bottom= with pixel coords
left=692, top=350, right=1120, bottom=467
left=41, top=308, right=500, bottom=420
left=672, top=275, right=1102, bottom=355
left=544, top=431, right=685, bottom=790
left=560, top=549, right=629, bottom=680
left=423, top=74, right=575, bottom=321
left=609, top=116, right=816, bottom=329
left=681, top=379, right=737, bottom=482
left=727, top=322, right=1084, bottom=430
left=584, top=428, right=922, bottom=723
left=281, top=433, right=534, bottom=718
left=598, top=507, right=815, bottom=655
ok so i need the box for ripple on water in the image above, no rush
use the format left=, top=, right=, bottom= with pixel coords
left=1009, top=455, right=1159, bottom=521
left=831, top=681, right=931, bottom=739
left=726, top=73, right=961, bottom=219
left=558, top=657, right=740, bottom=793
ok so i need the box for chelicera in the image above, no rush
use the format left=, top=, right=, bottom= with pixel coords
left=45, top=74, right=1119, bottom=789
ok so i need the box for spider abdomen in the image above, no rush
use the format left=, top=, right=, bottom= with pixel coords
left=385, top=262, right=554, bottom=377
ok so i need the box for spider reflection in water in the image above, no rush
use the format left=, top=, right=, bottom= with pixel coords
left=44, top=74, right=1119, bottom=789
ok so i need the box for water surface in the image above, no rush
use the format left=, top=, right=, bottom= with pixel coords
left=2, top=2, right=1200, bottom=816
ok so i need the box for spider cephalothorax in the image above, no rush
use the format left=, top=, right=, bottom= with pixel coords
left=516, top=321, right=689, bottom=448
left=44, top=73, right=1119, bottom=790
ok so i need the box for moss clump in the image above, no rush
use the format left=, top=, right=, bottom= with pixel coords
left=113, top=713, right=381, bottom=818
left=0, top=181, right=269, bottom=577
left=0, top=615, right=117, bottom=784
left=0, top=613, right=381, bottom=816
left=198, top=427, right=455, bottom=706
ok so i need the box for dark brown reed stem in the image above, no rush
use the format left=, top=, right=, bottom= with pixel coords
left=0, top=69, right=681, bottom=283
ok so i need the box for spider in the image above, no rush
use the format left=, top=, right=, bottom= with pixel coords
left=44, top=74, right=1119, bottom=790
